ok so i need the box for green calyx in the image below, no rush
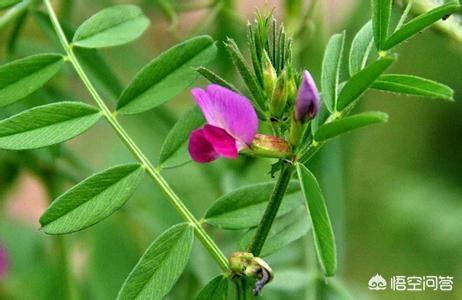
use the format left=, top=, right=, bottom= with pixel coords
left=242, top=134, right=292, bottom=159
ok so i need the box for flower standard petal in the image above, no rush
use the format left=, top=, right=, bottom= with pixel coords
left=192, top=84, right=258, bottom=145
left=202, top=125, right=238, bottom=159
left=188, top=128, right=219, bottom=163
left=295, top=70, right=320, bottom=122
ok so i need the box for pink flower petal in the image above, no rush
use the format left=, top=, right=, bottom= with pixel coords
left=191, top=84, right=258, bottom=146
left=188, top=125, right=239, bottom=163
left=202, top=125, right=238, bottom=159
left=188, top=128, right=219, bottom=163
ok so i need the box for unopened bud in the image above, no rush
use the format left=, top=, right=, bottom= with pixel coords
left=294, top=70, right=320, bottom=122
left=270, top=70, right=288, bottom=118
left=250, top=134, right=291, bottom=159
left=283, top=65, right=296, bottom=105
left=262, top=50, right=277, bottom=99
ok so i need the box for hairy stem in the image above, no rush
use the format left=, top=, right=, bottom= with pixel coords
left=43, top=0, right=230, bottom=272
left=248, top=162, right=293, bottom=256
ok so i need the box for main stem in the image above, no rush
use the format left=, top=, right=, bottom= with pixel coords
left=43, top=0, right=229, bottom=272
left=248, top=162, right=293, bottom=256
left=42, top=173, right=76, bottom=300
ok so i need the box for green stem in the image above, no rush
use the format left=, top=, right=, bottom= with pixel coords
left=298, top=112, right=341, bottom=163
left=234, top=280, right=243, bottom=300
left=242, top=277, right=255, bottom=300
left=248, top=162, right=293, bottom=256
left=395, top=0, right=414, bottom=32
left=52, top=236, right=76, bottom=300
left=42, top=173, right=76, bottom=300
left=298, top=141, right=323, bottom=164
left=43, top=0, right=230, bottom=273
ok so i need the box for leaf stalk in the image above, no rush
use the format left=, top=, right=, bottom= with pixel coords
left=43, top=0, right=230, bottom=273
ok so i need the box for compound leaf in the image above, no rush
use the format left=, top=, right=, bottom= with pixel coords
left=117, top=36, right=217, bottom=114
left=0, top=54, right=65, bottom=107
left=72, top=5, right=150, bottom=48
left=40, top=164, right=145, bottom=234
left=0, top=102, right=101, bottom=150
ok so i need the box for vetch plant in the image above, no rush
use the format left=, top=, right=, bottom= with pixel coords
left=0, top=0, right=458, bottom=299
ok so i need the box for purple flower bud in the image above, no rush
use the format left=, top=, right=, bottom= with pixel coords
left=295, top=70, right=320, bottom=122
left=0, top=244, right=8, bottom=279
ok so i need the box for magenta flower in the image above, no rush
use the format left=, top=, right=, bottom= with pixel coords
left=295, top=70, right=320, bottom=122
left=189, top=85, right=258, bottom=163
left=0, top=244, right=8, bottom=279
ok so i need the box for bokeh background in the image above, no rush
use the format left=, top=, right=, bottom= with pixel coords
left=0, top=0, right=461, bottom=299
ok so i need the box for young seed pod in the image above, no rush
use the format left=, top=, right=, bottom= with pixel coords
left=270, top=70, right=289, bottom=118
left=285, top=67, right=297, bottom=106
left=262, top=50, right=277, bottom=99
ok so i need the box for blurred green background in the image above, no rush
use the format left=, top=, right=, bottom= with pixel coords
left=0, top=0, right=461, bottom=299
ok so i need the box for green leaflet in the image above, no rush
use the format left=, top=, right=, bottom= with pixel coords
left=384, top=2, right=460, bottom=50
left=296, top=163, right=337, bottom=276
left=117, top=36, right=217, bottom=114
left=268, top=269, right=309, bottom=292
left=336, top=56, right=395, bottom=111
left=0, top=102, right=101, bottom=150
left=321, top=32, right=345, bottom=112
left=33, top=11, right=124, bottom=98
left=0, top=54, right=65, bottom=107
left=371, top=0, right=392, bottom=50
left=117, top=223, right=194, bottom=300
left=349, top=21, right=374, bottom=76
left=72, top=5, right=150, bottom=48
left=240, top=207, right=310, bottom=257
left=204, top=181, right=302, bottom=230
left=196, top=67, right=239, bottom=93
left=0, top=0, right=20, bottom=9
left=195, top=275, right=229, bottom=300
left=372, top=74, right=454, bottom=100
left=40, top=164, right=145, bottom=234
left=314, top=112, right=388, bottom=142
left=159, top=106, right=204, bottom=169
